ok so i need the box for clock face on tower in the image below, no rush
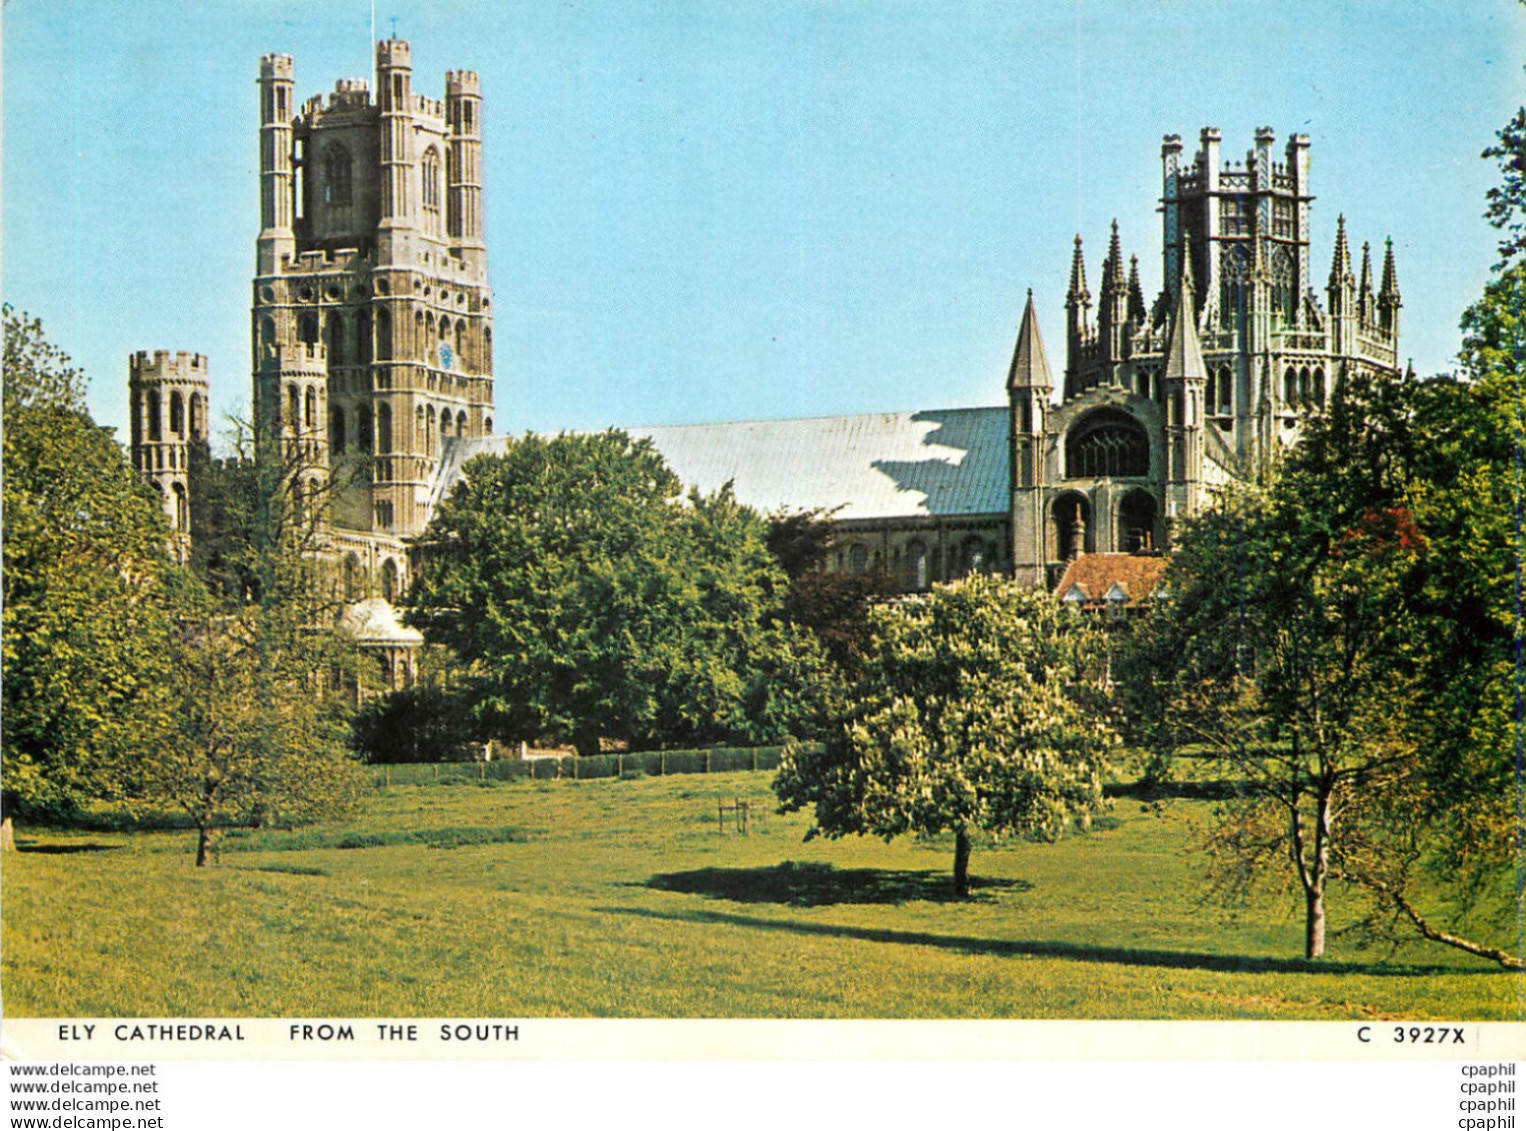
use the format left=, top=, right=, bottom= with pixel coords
left=438, top=342, right=454, bottom=370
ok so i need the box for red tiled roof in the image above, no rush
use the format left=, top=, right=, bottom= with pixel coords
left=1053, top=553, right=1169, bottom=605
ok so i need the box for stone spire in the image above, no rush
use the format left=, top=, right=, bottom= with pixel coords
left=1358, top=240, right=1376, bottom=326
left=1007, top=289, right=1053, bottom=391
left=1328, top=215, right=1356, bottom=355
left=1127, top=255, right=1148, bottom=325
left=1163, top=267, right=1207, bottom=385
left=1378, top=237, right=1402, bottom=339
left=1066, top=234, right=1091, bottom=306
left=1101, top=219, right=1127, bottom=294
left=1328, top=214, right=1353, bottom=289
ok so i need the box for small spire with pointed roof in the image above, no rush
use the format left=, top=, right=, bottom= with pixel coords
left=1329, top=214, right=1353, bottom=288
left=1106, top=219, right=1126, bottom=289
left=1066, top=234, right=1091, bottom=307
left=1127, top=255, right=1148, bottom=325
left=1164, top=262, right=1207, bottom=386
left=1007, top=289, right=1053, bottom=391
left=1359, top=240, right=1374, bottom=297
left=1378, top=236, right=1402, bottom=337
left=1379, top=237, right=1400, bottom=301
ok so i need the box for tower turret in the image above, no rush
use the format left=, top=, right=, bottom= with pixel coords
left=446, top=69, right=485, bottom=275
left=1163, top=248, right=1207, bottom=528
left=376, top=39, right=415, bottom=257
left=1007, top=289, right=1054, bottom=584
left=129, top=350, right=210, bottom=563
left=257, top=54, right=296, bottom=274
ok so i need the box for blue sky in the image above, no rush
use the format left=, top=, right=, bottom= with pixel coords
left=6, top=1, right=1523, bottom=443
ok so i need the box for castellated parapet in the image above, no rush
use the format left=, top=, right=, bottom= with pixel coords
left=128, top=350, right=210, bottom=563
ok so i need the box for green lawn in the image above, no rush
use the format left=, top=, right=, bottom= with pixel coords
left=2, top=771, right=1515, bottom=1018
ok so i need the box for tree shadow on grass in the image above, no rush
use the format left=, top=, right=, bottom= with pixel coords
left=644, top=862, right=1031, bottom=907
left=598, top=904, right=1495, bottom=978
left=15, top=841, right=120, bottom=855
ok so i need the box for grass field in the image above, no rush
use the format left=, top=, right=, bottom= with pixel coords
left=2, top=770, right=1517, bottom=1018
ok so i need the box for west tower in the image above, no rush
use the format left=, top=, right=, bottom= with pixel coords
left=253, top=40, right=494, bottom=599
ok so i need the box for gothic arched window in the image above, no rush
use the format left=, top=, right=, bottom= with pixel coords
left=358, top=406, right=374, bottom=453
left=329, top=402, right=347, bottom=451
left=1214, top=366, right=1233, bottom=416
left=421, top=147, right=441, bottom=217
left=328, top=312, right=347, bottom=366
left=847, top=544, right=869, bottom=574
left=169, top=392, right=185, bottom=437
left=377, top=403, right=392, bottom=454
left=305, top=386, right=317, bottom=430
left=323, top=143, right=353, bottom=207
left=376, top=308, right=392, bottom=362
left=1283, top=366, right=1298, bottom=406
left=1065, top=409, right=1149, bottom=479
left=1119, top=489, right=1157, bottom=553
left=456, top=410, right=468, bottom=438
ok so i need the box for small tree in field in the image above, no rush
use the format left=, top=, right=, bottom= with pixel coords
left=145, top=586, right=361, bottom=865
left=141, top=419, right=363, bottom=865
left=774, top=577, right=1114, bottom=896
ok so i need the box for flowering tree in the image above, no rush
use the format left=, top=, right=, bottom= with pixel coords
left=775, top=577, right=1114, bottom=897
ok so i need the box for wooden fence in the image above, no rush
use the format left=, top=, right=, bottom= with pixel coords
left=370, top=744, right=810, bottom=788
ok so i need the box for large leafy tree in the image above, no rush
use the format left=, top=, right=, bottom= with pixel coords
left=408, top=431, right=831, bottom=754
left=1123, top=357, right=1521, bottom=965
left=1, top=307, right=177, bottom=845
left=775, top=577, right=1113, bottom=897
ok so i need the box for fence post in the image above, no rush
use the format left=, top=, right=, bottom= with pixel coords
left=705, top=750, right=711, bottom=774
left=617, top=754, right=624, bottom=777
left=573, top=756, right=579, bottom=781
left=751, top=749, right=757, bottom=772
left=660, top=751, right=666, bottom=776
left=432, top=764, right=439, bottom=785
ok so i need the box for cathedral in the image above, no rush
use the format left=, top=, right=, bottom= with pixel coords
left=127, top=39, right=1405, bottom=674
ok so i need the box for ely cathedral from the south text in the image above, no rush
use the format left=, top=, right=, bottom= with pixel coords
left=127, top=38, right=1406, bottom=679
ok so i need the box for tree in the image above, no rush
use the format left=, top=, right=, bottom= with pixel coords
left=766, top=507, right=897, bottom=676
left=1, top=307, right=176, bottom=848
left=1121, top=356, right=1523, bottom=966
left=139, top=416, right=364, bottom=865
left=408, top=431, right=831, bottom=754
left=774, top=577, right=1114, bottom=897
left=140, top=582, right=362, bottom=865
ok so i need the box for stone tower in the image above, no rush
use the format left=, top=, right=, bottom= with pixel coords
left=129, top=350, right=210, bottom=564
left=252, top=40, right=494, bottom=599
left=1012, top=127, right=1403, bottom=586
